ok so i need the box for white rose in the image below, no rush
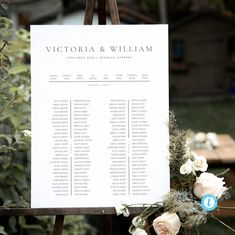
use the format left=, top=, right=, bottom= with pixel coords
left=115, top=202, right=130, bottom=217
left=132, top=216, right=146, bottom=228
left=194, top=132, right=207, bottom=142
left=180, top=159, right=193, bottom=175
left=131, top=228, right=148, bottom=235
left=192, top=154, right=208, bottom=172
left=153, top=212, right=181, bottom=235
left=193, top=172, right=227, bottom=199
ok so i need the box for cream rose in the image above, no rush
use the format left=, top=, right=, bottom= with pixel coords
left=192, top=154, right=208, bottom=172
left=153, top=212, right=181, bottom=235
left=193, top=172, right=227, bottom=199
left=180, top=159, right=193, bottom=175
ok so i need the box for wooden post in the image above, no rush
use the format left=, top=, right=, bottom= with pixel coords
left=53, top=215, right=65, bottom=235
left=84, top=0, right=96, bottom=25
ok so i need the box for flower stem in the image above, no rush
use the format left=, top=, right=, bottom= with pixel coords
left=127, top=202, right=161, bottom=207
left=195, top=227, right=200, bottom=235
left=140, top=202, right=162, bottom=217
left=216, top=168, right=230, bottom=177
left=143, top=208, right=161, bottom=219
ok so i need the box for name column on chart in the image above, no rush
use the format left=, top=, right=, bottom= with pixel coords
left=72, top=99, right=92, bottom=196
left=130, top=99, right=150, bottom=196
left=50, top=100, right=70, bottom=196
left=108, top=99, right=128, bottom=196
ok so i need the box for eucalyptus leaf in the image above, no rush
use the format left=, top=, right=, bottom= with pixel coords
left=0, top=226, right=7, bottom=235
left=10, top=116, right=21, bottom=129
left=2, top=199, right=15, bottom=208
left=15, top=197, right=29, bottom=208
left=0, top=17, right=13, bottom=29
left=0, top=145, right=15, bottom=153
left=2, top=156, right=11, bottom=169
left=22, top=48, right=30, bottom=55
left=2, top=55, right=11, bottom=67
left=15, top=140, right=27, bottom=145
left=8, top=65, right=29, bottom=75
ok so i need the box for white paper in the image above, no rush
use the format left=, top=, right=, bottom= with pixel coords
left=31, top=25, right=169, bottom=208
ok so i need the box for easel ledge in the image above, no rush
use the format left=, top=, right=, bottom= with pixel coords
left=0, top=207, right=144, bottom=235
left=0, top=207, right=143, bottom=216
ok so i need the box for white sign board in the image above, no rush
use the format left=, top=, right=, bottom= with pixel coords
left=31, top=25, right=169, bottom=208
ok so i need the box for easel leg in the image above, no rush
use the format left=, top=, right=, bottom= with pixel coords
left=105, top=215, right=112, bottom=235
left=84, top=0, right=96, bottom=24
left=53, top=215, right=65, bottom=235
left=107, top=0, right=120, bottom=24
left=98, top=0, right=106, bottom=24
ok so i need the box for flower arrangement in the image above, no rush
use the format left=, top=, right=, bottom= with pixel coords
left=115, top=113, right=234, bottom=235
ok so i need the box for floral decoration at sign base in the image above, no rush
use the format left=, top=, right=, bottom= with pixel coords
left=115, top=113, right=235, bottom=235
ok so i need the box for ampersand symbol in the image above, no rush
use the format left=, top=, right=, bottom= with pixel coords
left=100, top=47, right=105, bottom=52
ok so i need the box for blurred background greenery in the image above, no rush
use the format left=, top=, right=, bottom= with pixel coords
left=171, top=101, right=235, bottom=139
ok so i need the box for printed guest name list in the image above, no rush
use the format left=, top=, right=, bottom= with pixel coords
left=31, top=25, right=169, bottom=208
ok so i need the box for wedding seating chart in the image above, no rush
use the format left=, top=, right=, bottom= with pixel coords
left=31, top=25, right=169, bottom=208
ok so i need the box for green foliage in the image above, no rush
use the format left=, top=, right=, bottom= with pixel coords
left=0, top=226, right=7, bottom=235
left=0, top=16, right=31, bottom=209
left=0, top=16, right=32, bottom=234
left=63, top=216, right=97, bottom=235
